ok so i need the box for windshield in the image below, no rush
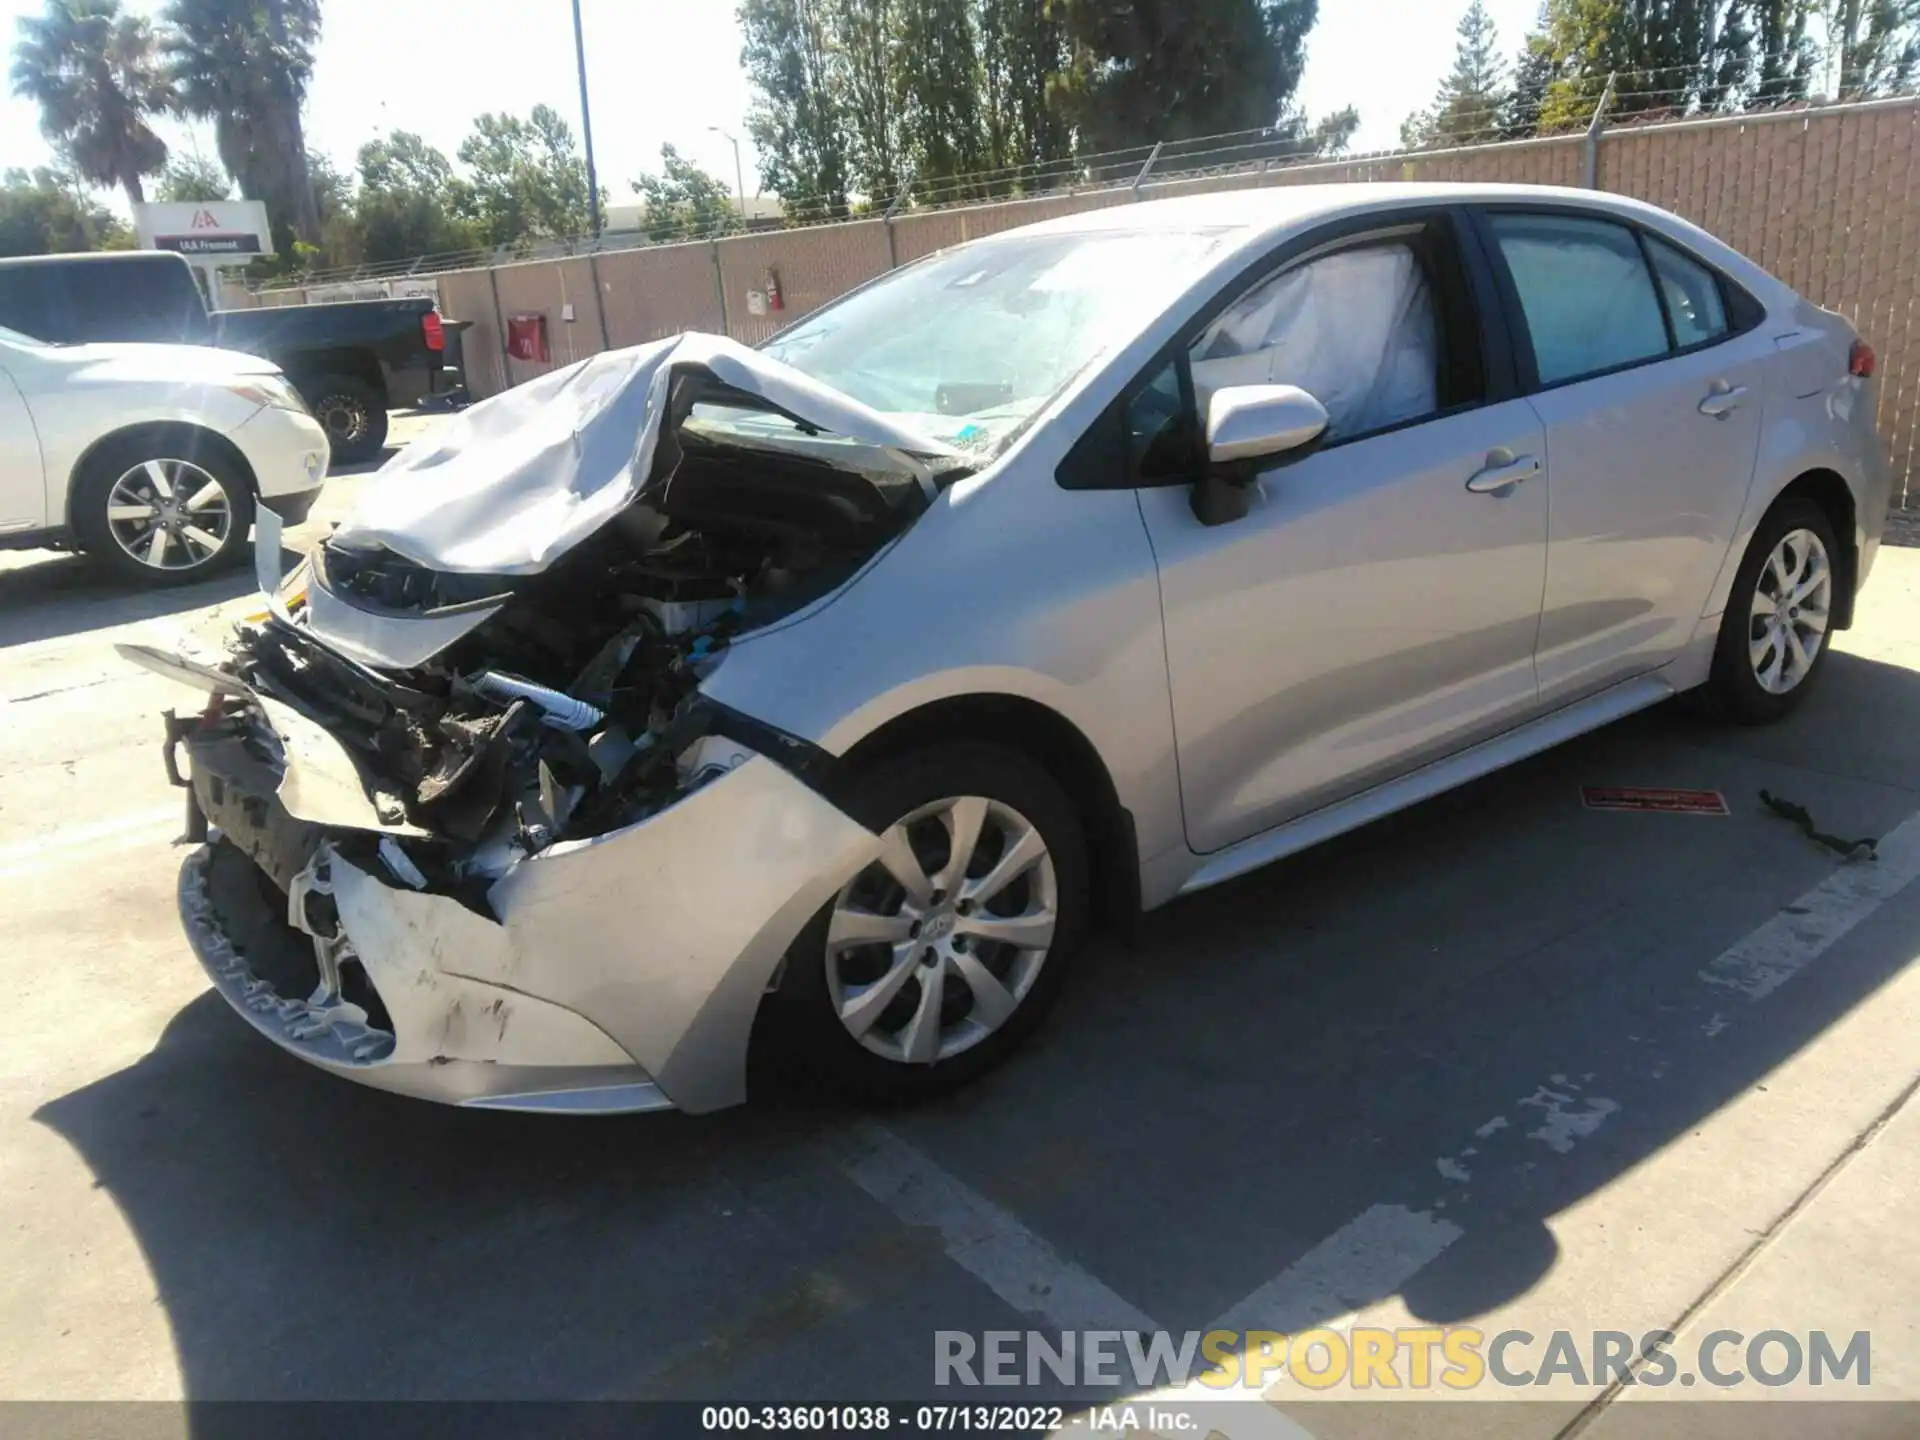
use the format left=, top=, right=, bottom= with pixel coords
left=759, top=228, right=1234, bottom=457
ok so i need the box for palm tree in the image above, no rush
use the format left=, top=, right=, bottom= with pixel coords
left=10, top=0, right=173, bottom=208
left=162, top=0, right=323, bottom=248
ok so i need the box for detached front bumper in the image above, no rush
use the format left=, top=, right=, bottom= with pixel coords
left=176, top=741, right=880, bottom=1115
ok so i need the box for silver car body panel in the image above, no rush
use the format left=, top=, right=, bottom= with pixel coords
left=140, top=183, right=1889, bottom=1110
left=177, top=755, right=880, bottom=1113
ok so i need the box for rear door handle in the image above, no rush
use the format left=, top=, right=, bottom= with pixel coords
left=1699, top=384, right=1749, bottom=419
left=1465, top=453, right=1541, bottom=494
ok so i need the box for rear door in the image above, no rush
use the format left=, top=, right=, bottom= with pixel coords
left=1476, top=209, right=1768, bottom=706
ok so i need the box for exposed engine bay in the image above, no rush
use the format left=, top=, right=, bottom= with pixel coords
left=141, top=338, right=965, bottom=905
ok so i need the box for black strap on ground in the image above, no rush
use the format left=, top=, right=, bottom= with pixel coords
left=1759, top=790, right=1880, bottom=862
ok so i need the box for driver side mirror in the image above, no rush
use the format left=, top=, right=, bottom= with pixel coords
left=1191, top=385, right=1330, bottom=526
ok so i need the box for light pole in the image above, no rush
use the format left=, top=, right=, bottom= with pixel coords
left=571, top=0, right=601, bottom=237
left=709, top=125, right=746, bottom=222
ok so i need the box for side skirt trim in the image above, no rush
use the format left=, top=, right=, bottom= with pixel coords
left=1176, top=673, right=1677, bottom=897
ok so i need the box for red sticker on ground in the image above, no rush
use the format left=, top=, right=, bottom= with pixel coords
left=1582, top=786, right=1730, bottom=815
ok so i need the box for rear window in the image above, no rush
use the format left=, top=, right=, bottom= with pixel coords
left=0, top=258, right=207, bottom=344
left=1487, top=213, right=1670, bottom=386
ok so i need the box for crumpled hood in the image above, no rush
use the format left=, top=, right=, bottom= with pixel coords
left=329, top=331, right=959, bottom=576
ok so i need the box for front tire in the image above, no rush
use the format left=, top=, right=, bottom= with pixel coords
left=70, top=437, right=254, bottom=587
left=758, top=744, right=1089, bottom=1101
left=1701, top=498, right=1840, bottom=723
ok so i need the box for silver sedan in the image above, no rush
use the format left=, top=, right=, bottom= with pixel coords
left=130, top=182, right=1890, bottom=1114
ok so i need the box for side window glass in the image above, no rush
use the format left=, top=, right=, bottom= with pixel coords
left=1126, top=358, right=1193, bottom=480
left=1644, top=235, right=1729, bottom=348
left=1187, top=243, right=1440, bottom=443
left=1488, top=214, right=1669, bottom=386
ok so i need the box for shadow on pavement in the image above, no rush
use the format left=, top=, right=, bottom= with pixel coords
left=0, top=546, right=305, bottom=650
left=30, top=650, right=1920, bottom=1404
left=326, top=444, right=399, bottom=479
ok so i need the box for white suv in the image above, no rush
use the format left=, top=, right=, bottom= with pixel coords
left=0, top=324, right=329, bottom=585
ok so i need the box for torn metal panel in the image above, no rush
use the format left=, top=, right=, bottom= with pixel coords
left=471, top=755, right=880, bottom=1112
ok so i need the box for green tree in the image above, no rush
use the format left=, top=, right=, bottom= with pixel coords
left=740, top=0, right=849, bottom=218
left=10, top=0, right=172, bottom=208
left=0, top=163, right=127, bottom=256
left=895, top=0, right=987, bottom=196
left=631, top=143, right=738, bottom=240
left=976, top=0, right=1071, bottom=182
left=1403, top=0, right=1509, bottom=146
left=827, top=0, right=906, bottom=203
left=1502, top=5, right=1560, bottom=134
left=1051, top=0, right=1321, bottom=152
left=162, top=0, right=324, bottom=252
left=1825, top=0, right=1920, bottom=96
left=347, top=132, right=476, bottom=264
left=156, top=150, right=230, bottom=201
left=457, top=105, right=601, bottom=248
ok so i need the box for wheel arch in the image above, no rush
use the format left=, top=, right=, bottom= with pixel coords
left=1770, top=468, right=1859, bottom=629
left=835, top=692, right=1142, bottom=937
left=65, top=421, right=259, bottom=527
left=281, top=349, right=386, bottom=400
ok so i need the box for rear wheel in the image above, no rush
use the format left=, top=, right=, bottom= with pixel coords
left=1700, top=498, right=1840, bottom=723
left=71, top=438, right=253, bottom=586
left=300, top=372, right=388, bottom=464
left=758, top=744, right=1088, bottom=1100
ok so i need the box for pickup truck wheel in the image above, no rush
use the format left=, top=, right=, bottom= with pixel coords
left=304, top=374, right=388, bottom=464
left=72, top=442, right=254, bottom=587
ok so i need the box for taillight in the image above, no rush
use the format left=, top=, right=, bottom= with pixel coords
left=422, top=310, right=446, bottom=352
left=1850, top=338, right=1876, bottom=378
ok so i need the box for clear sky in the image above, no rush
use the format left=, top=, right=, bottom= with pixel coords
left=1, top=0, right=1546, bottom=212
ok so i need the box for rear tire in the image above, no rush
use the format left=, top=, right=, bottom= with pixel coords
left=1699, top=498, right=1841, bottom=724
left=756, top=743, right=1089, bottom=1102
left=70, top=434, right=254, bottom=587
left=299, top=373, right=388, bottom=465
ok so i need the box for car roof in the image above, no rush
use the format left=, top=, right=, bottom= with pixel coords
left=1003, top=180, right=1793, bottom=304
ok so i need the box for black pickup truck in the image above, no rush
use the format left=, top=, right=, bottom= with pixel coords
left=0, top=250, right=450, bottom=463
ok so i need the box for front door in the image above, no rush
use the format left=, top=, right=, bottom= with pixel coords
left=1136, top=219, right=1550, bottom=854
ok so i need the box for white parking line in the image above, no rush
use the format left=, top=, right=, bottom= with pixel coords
left=1207, top=1204, right=1464, bottom=1338
left=839, top=1121, right=1159, bottom=1334
left=1699, top=808, right=1920, bottom=999
left=853, top=801, right=1920, bottom=1432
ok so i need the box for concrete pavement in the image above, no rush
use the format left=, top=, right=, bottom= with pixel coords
left=0, top=414, right=1914, bottom=1435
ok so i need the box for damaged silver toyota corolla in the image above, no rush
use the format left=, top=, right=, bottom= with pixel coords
left=127, top=188, right=1889, bottom=1113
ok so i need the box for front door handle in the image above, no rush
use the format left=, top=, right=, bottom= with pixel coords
left=1465, top=452, right=1542, bottom=494
left=1699, top=383, right=1749, bottom=419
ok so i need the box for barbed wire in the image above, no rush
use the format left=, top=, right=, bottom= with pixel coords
left=253, top=52, right=1920, bottom=292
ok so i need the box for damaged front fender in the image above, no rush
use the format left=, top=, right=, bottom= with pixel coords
left=178, top=753, right=880, bottom=1114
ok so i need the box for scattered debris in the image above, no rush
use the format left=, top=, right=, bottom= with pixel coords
left=1759, top=790, right=1878, bottom=861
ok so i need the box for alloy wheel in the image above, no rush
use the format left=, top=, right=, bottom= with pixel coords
left=319, top=395, right=369, bottom=447
left=105, top=458, right=233, bottom=573
left=826, top=795, right=1058, bottom=1065
left=1748, top=527, right=1832, bottom=695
